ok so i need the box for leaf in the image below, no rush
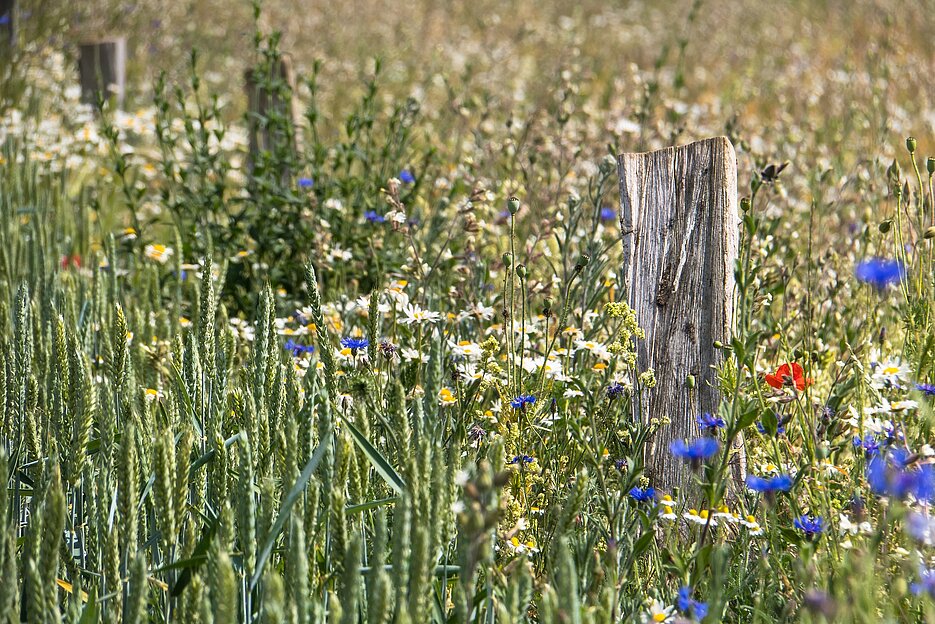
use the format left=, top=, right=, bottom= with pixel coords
left=760, top=410, right=778, bottom=437
left=631, top=531, right=655, bottom=560
left=77, top=588, right=97, bottom=623
left=56, top=578, right=89, bottom=602
left=188, top=432, right=243, bottom=476
left=171, top=363, right=202, bottom=438
left=343, top=416, right=406, bottom=495
left=346, top=496, right=397, bottom=515
left=249, top=433, right=331, bottom=591
left=169, top=514, right=219, bottom=596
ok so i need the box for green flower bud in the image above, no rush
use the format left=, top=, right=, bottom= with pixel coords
left=507, top=196, right=520, bottom=215
left=740, top=197, right=751, bottom=212
left=574, top=253, right=590, bottom=272
left=907, top=137, right=917, bottom=153
left=928, top=157, right=935, bottom=175
left=502, top=253, right=512, bottom=267
left=925, top=226, right=935, bottom=240
left=685, top=374, right=695, bottom=389
left=599, top=154, right=617, bottom=175
left=515, top=264, right=527, bottom=278
left=879, top=219, right=892, bottom=234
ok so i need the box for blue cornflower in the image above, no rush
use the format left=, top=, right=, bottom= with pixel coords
left=284, top=339, right=315, bottom=356
left=364, top=211, right=386, bottom=223
left=853, top=434, right=881, bottom=457
left=676, top=587, right=709, bottom=621
left=340, top=337, right=370, bottom=351
left=866, top=448, right=935, bottom=502
left=0, top=15, right=9, bottom=26
left=670, top=437, right=720, bottom=463
left=746, top=474, right=793, bottom=494
left=510, top=394, right=537, bottom=409
left=912, top=567, right=935, bottom=598
left=508, top=454, right=535, bottom=466
left=297, top=176, right=314, bottom=189
left=916, top=383, right=935, bottom=397
left=756, top=420, right=786, bottom=436
left=399, top=169, right=415, bottom=184
left=628, top=486, right=655, bottom=503
left=606, top=382, right=627, bottom=400
left=599, top=206, right=616, bottom=221
left=696, top=412, right=726, bottom=434
left=793, top=515, right=824, bottom=539
left=881, top=421, right=903, bottom=445
left=855, top=258, right=905, bottom=289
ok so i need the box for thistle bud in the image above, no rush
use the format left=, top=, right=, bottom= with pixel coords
left=507, top=196, right=520, bottom=215
left=907, top=136, right=917, bottom=154
left=515, top=264, right=527, bottom=278
left=740, top=197, right=751, bottom=212
left=887, top=159, right=901, bottom=184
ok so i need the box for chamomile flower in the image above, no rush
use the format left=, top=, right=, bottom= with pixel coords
left=871, top=357, right=911, bottom=389
left=740, top=515, right=764, bottom=535
left=144, top=243, right=173, bottom=263
left=439, top=388, right=457, bottom=405
left=507, top=536, right=539, bottom=556
left=684, top=509, right=716, bottom=526
left=641, top=600, right=675, bottom=623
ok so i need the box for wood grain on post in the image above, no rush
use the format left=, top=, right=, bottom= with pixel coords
left=78, top=38, right=127, bottom=109
left=244, top=54, right=302, bottom=175
left=617, top=136, right=741, bottom=493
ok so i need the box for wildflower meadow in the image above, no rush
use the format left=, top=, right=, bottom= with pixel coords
left=2, top=1, right=935, bottom=622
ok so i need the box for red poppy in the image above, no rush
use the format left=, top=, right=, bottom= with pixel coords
left=764, top=362, right=813, bottom=391
left=59, top=254, right=81, bottom=270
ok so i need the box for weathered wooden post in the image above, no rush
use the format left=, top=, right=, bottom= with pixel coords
left=244, top=54, right=302, bottom=176
left=78, top=37, right=127, bottom=108
left=617, top=136, right=742, bottom=492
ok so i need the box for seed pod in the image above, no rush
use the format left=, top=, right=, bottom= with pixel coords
left=507, top=196, right=520, bottom=215
left=924, top=226, right=935, bottom=240
left=907, top=136, right=917, bottom=153
left=879, top=219, right=892, bottom=233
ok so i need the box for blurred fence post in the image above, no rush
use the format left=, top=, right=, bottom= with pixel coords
left=244, top=53, right=302, bottom=177
left=78, top=37, right=127, bottom=109
left=617, top=136, right=742, bottom=493
left=0, top=0, right=14, bottom=51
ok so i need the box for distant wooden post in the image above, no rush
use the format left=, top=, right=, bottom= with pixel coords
left=244, top=54, right=302, bottom=176
left=78, top=38, right=127, bottom=109
left=0, top=0, right=14, bottom=51
left=617, top=136, right=742, bottom=493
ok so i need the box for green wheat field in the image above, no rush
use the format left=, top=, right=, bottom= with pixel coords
left=1, top=0, right=935, bottom=621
